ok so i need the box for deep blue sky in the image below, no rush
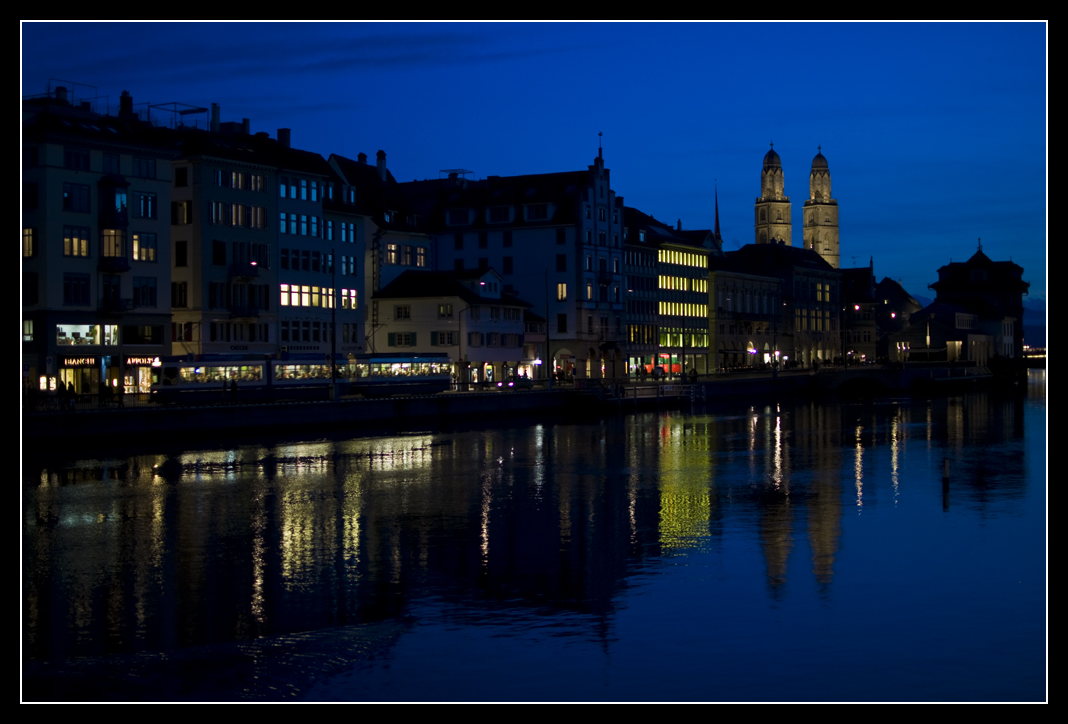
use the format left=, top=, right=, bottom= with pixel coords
left=21, top=22, right=1047, bottom=306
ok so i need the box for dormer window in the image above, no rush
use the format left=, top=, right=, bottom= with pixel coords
left=525, top=203, right=549, bottom=221
left=447, top=208, right=471, bottom=226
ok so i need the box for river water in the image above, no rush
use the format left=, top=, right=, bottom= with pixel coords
left=22, top=371, right=1047, bottom=702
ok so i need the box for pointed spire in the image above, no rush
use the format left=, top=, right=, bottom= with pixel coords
left=714, top=182, right=721, bottom=240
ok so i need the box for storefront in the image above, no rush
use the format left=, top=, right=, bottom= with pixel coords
left=124, top=356, right=162, bottom=394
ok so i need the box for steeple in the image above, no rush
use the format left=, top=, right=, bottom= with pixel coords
left=803, top=146, right=839, bottom=268
left=755, top=142, right=791, bottom=246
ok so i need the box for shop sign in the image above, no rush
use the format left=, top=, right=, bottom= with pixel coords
left=62, top=356, right=98, bottom=367
left=125, top=356, right=160, bottom=367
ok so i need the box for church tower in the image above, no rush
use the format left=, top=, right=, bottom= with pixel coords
left=755, top=143, right=791, bottom=246
left=803, top=147, right=839, bottom=268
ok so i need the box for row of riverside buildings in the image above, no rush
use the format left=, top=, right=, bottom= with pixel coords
left=22, top=87, right=1030, bottom=396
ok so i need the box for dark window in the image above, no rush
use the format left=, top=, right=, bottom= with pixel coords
left=133, top=277, right=158, bottom=307
left=171, top=282, right=188, bottom=308
left=24, top=272, right=38, bottom=305
left=174, top=241, right=187, bottom=267
left=171, top=200, right=192, bottom=225
left=504, top=230, right=513, bottom=247
left=557, top=314, right=567, bottom=333
left=556, top=228, right=566, bottom=244
left=104, top=153, right=121, bottom=174
left=174, top=167, right=188, bottom=187
left=134, top=157, right=156, bottom=179
left=478, top=231, right=488, bottom=248
left=478, top=257, right=488, bottom=271
left=23, top=183, right=38, bottom=211
left=213, top=241, right=226, bottom=266
left=503, top=256, right=513, bottom=274
left=454, top=233, right=464, bottom=250
left=556, top=254, right=567, bottom=272
left=63, top=273, right=90, bottom=306
left=64, top=148, right=90, bottom=170
left=63, top=183, right=90, bottom=212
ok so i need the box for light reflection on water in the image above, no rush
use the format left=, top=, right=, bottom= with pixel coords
left=23, top=374, right=1046, bottom=701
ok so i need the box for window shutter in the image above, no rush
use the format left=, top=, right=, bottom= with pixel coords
left=410, top=333, right=416, bottom=346
left=387, top=333, right=395, bottom=347
left=431, top=331, right=438, bottom=346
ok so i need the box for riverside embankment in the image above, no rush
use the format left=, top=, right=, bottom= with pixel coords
left=22, top=365, right=994, bottom=445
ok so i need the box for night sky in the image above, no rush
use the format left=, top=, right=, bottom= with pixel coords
left=21, top=22, right=1048, bottom=308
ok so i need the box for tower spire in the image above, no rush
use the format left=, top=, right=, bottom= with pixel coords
left=714, top=182, right=721, bottom=241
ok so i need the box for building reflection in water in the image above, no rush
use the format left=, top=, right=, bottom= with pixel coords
left=24, top=387, right=1037, bottom=669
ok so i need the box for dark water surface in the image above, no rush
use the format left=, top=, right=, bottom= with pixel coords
left=23, top=372, right=1047, bottom=701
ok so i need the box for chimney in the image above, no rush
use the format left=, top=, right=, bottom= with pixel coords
left=210, top=103, right=220, bottom=133
left=278, top=128, right=291, bottom=148
left=376, top=150, right=387, bottom=182
left=677, top=219, right=682, bottom=231
left=357, top=152, right=367, bottom=165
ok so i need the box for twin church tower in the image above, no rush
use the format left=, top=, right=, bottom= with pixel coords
left=754, top=143, right=840, bottom=269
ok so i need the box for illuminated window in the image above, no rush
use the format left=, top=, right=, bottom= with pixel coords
left=63, top=226, right=90, bottom=257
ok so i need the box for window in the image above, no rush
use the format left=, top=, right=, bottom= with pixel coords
left=435, top=331, right=456, bottom=346
left=24, top=273, right=38, bottom=305
left=438, top=304, right=453, bottom=319
left=478, top=232, right=488, bottom=248
left=213, top=241, right=226, bottom=266
left=395, top=305, right=411, bottom=320
left=101, top=230, right=125, bottom=257
left=104, top=153, right=120, bottom=174
left=557, top=314, right=568, bottom=333
left=503, top=256, right=513, bottom=274
left=447, top=209, right=470, bottom=225
left=174, top=167, right=188, bottom=187
left=64, top=147, right=90, bottom=170
left=557, top=283, right=567, bottom=301
left=454, top=233, right=464, bottom=250
left=504, top=230, right=513, bottom=247
left=599, top=207, right=606, bottom=222
left=171, top=282, right=188, bottom=308
left=133, top=277, right=157, bottom=307
left=416, top=247, right=427, bottom=268
left=171, top=200, right=192, bottom=225
left=478, top=257, right=489, bottom=271
left=23, top=319, right=33, bottom=341
left=556, top=228, right=566, bottom=244
left=136, top=192, right=157, bottom=219
left=134, top=157, right=156, bottom=179
left=557, top=254, right=567, bottom=272
left=63, top=273, right=90, bottom=306
left=526, top=203, right=548, bottom=220
left=63, top=183, right=90, bottom=212
left=23, top=228, right=37, bottom=258
left=386, top=244, right=398, bottom=265
left=63, top=226, right=90, bottom=257
left=174, top=241, right=187, bottom=267
left=489, top=206, right=510, bottom=223
left=389, top=332, right=416, bottom=347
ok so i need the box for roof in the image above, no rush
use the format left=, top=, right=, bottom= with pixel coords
left=373, top=270, right=532, bottom=308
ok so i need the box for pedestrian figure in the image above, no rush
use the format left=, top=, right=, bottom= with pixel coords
left=230, top=379, right=238, bottom=403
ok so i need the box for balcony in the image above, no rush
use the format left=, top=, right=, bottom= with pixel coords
left=98, top=256, right=131, bottom=273
left=229, top=261, right=261, bottom=280
left=98, top=297, right=134, bottom=315
left=228, top=305, right=262, bottom=320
